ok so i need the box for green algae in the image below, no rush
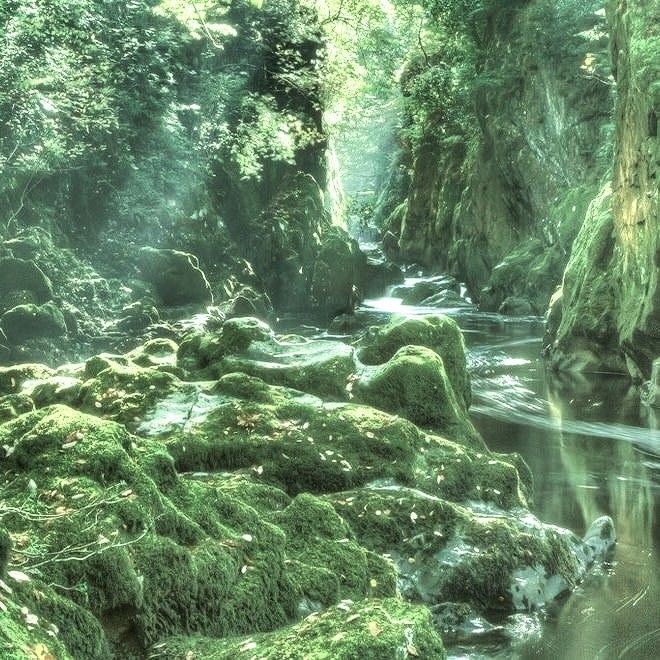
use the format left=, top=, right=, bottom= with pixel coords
left=155, top=598, right=446, bottom=659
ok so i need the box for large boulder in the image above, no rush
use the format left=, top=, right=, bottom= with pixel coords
left=0, top=257, right=53, bottom=314
left=311, top=227, right=367, bottom=318
left=0, top=302, right=67, bottom=344
left=356, top=346, right=481, bottom=447
left=138, top=247, right=212, bottom=306
left=356, top=315, right=471, bottom=409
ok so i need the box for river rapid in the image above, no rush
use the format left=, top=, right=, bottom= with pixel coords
left=302, top=272, right=660, bottom=659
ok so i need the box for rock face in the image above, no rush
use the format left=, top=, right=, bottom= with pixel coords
left=382, top=0, right=612, bottom=314
left=546, top=2, right=659, bottom=378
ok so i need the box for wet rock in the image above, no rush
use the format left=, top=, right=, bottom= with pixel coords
left=499, top=296, right=534, bottom=316
left=356, top=345, right=482, bottom=447
left=356, top=315, right=471, bottom=410
left=420, top=289, right=473, bottom=308
left=223, top=286, right=272, bottom=321
left=127, top=338, right=179, bottom=369
left=392, top=277, right=460, bottom=305
left=0, top=257, right=53, bottom=313
left=311, top=227, right=367, bottom=317
left=154, top=598, right=446, bottom=659
left=431, top=602, right=506, bottom=644
left=329, top=485, right=615, bottom=613
left=138, top=247, right=213, bottom=306
left=641, top=357, right=660, bottom=408
left=0, top=302, right=67, bottom=344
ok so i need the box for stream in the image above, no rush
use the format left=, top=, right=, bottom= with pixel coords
left=315, top=271, right=660, bottom=659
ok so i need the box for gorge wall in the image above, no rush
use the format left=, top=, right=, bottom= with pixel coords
left=546, top=0, right=659, bottom=378
left=382, top=0, right=614, bottom=314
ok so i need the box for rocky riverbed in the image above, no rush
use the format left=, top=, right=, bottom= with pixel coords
left=0, top=301, right=616, bottom=659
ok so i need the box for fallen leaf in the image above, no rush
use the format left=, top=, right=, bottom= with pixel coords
left=407, top=643, right=419, bottom=657
left=346, top=613, right=360, bottom=623
left=367, top=621, right=382, bottom=637
left=239, top=641, right=257, bottom=652
left=8, top=570, right=31, bottom=583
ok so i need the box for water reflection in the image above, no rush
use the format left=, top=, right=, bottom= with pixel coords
left=359, top=284, right=659, bottom=658
left=469, top=323, right=660, bottom=659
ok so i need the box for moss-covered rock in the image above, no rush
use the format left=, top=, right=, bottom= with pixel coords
left=356, top=346, right=482, bottom=447
left=356, top=315, right=471, bottom=409
left=311, top=226, right=367, bottom=317
left=0, top=302, right=67, bottom=344
left=327, top=485, right=608, bottom=612
left=0, top=364, right=55, bottom=395
left=155, top=597, right=446, bottom=659
left=0, top=258, right=53, bottom=314
left=166, top=373, right=421, bottom=495
left=177, top=317, right=274, bottom=371
left=138, top=247, right=213, bottom=306
left=0, top=393, right=35, bottom=423
left=80, top=361, right=180, bottom=425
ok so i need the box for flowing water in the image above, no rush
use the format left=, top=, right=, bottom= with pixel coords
left=336, top=275, right=660, bottom=659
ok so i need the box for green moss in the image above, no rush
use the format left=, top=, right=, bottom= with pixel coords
left=356, top=346, right=483, bottom=447
left=0, top=394, right=34, bottom=423
left=80, top=362, right=180, bottom=425
left=356, top=315, right=471, bottom=410
left=166, top=380, right=421, bottom=495
left=178, top=317, right=274, bottom=372
left=0, top=302, right=67, bottom=344
left=155, top=598, right=445, bottom=659
left=0, top=364, right=54, bottom=395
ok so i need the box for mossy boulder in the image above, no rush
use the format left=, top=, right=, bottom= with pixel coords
left=127, top=338, right=179, bottom=369
left=311, top=226, right=367, bottom=317
left=80, top=361, right=180, bottom=425
left=178, top=317, right=274, bottom=371
left=356, top=315, right=471, bottom=409
left=0, top=258, right=53, bottom=314
left=0, top=393, right=35, bottom=423
left=0, top=364, right=54, bottom=395
left=155, top=598, right=446, bottom=659
left=328, top=485, right=609, bottom=612
left=0, top=302, right=67, bottom=344
left=138, top=247, right=212, bottom=306
left=356, top=346, right=482, bottom=447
